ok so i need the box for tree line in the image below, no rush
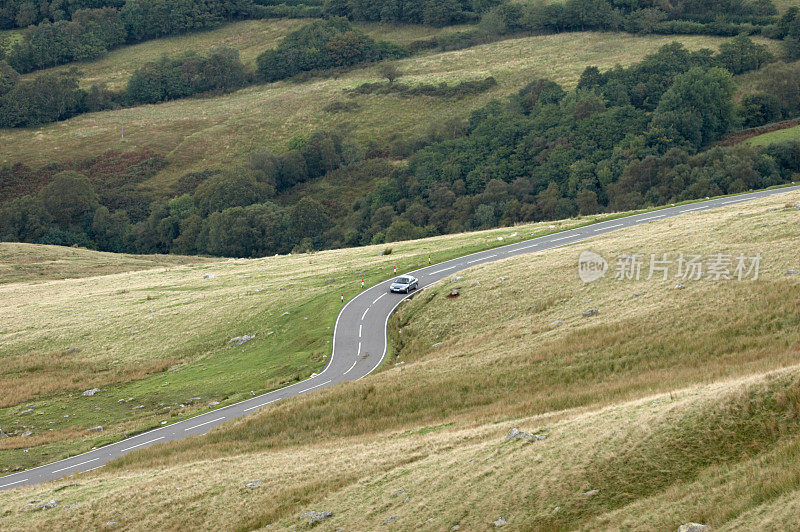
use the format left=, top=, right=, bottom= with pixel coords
left=2, top=40, right=800, bottom=257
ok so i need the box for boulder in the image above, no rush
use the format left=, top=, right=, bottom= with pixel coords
left=678, top=524, right=709, bottom=532
left=0, top=429, right=7, bottom=438
left=307, top=511, right=333, bottom=524
left=82, top=388, right=101, bottom=397
left=325, top=278, right=336, bottom=284
left=582, top=309, right=599, bottom=318
left=505, top=428, right=547, bottom=442
left=202, top=273, right=216, bottom=279
left=448, top=289, right=460, bottom=298
left=674, top=284, right=685, bottom=290
left=18, top=408, right=34, bottom=416
left=786, top=270, right=798, bottom=276
left=228, top=335, right=254, bottom=347
left=40, top=500, right=59, bottom=510
left=584, top=489, right=599, bottom=497
left=87, top=426, right=103, bottom=432
left=452, top=276, right=464, bottom=282
left=21, top=430, right=32, bottom=437
left=549, top=320, right=563, bottom=326
left=245, top=481, right=263, bottom=487
left=494, top=517, right=506, bottom=527
left=383, top=516, right=398, bottom=525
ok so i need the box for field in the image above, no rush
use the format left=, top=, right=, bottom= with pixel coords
left=747, top=123, right=800, bottom=145
left=2, top=190, right=798, bottom=530
left=0, top=31, right=743, bottom=193
left=0, top=215, right=594, bottom=473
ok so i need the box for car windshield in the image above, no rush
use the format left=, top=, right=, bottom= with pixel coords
left=396, top=277, right=411, bottom=284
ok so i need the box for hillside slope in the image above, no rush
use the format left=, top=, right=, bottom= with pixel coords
left=2, top=190, right=798, bottom=530
left=0, top=32, right=743, bottom=190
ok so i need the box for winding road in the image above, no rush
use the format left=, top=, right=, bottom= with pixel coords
left=2, top=185, right=798, bottom=491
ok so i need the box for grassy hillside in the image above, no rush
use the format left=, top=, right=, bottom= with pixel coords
left=0, top=243, right=209, bottom=284
left=0, top=216, right=590, bottom=473
left=2, top=190, right=798, bottom=530
left=748, top=123, right=800, bottom=145
left=0, top=32, right=744, bottom=192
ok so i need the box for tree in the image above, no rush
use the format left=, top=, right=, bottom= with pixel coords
left=0, top=60, right=19, bottom=96
left=716, top=35, right=773, bottom=75
left=193, top=172, right=269, bottom=216
left=651, top=67, right=736, bottom=149
left=379, top=63, right=401, bottom=83
left=289, top=197, right=330, bottom=247
left=39, top=171, right=99, bottom=230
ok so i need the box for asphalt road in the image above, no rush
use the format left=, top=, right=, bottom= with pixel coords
left=2, top=185, right=798, bottom=491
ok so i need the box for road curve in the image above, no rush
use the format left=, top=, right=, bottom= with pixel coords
left=2, top=185, right=798, bottom=491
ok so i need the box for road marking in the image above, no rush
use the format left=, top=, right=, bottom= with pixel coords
left=551, top=235, right=573, bottom=242
left=299, top=380, right=331, bottom=394
left=467, top=258, right=483, bottom=264
left=359, top=324, right=362, bottom=338
left=430, top=266, right=455, bottom=274
left=361, top=307, right=369, bottom=321
left=81, top=466, right=103, bottom=474
left=358, top=341, right=362, bottom=355
left=372, top=294, right=386, bottom=305
left=594, top=223, right=623, bottom=232
left=0, top=479, right=27, bottom=489
left=344, top=360, right=358, bottom=375
left=485, top=254, right=497, bottom=259
left=184, top=416, right=226, bottom=432
left=639, top=215, right=666, bottom=221
left=119, top=437, right=164, bottom=453
left=243, top=399, right=278, bottom=412
left=52, top=457, right=101, bottom=474
left=516, top=244, right=538, bottom=251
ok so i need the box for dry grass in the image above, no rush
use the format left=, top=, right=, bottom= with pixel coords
left=0, top=242, right=208, bottom=284
left=0, top=32, right=740, bottom=191
left=0, top=216, right=586, bottom=471
left=3, top=192, right=797, bottom=529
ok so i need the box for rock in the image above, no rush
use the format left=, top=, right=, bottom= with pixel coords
left=67, top=347, right=79, bottom=354
left=0, top=429, right=7, bottom=438
left=87, top=426, right=103, bottom=432
left=209, top=401, right=220, bottom=406
left=451, top=526, right=460, bottom=531
left=245, top=480, right=263, bottom=487
left=281, top=312, right=289, bottom=316
left=82, top=388, right=101, bottom=397
left=393, top=489, right=405, bottom=496
left=21, top=430, right=32, bottom=437
left=451, top=276, right=464, bottom=282
left=633, top=292, right=642, bottom=296
left=307, top=511, right=333, bottom=524
left=228, top=335, right=254, bottom=347
left=383, top=516, right=398, bottom=525
left=786, top=270, right=798, bottom=276
left=505, top=428, right=546, bottom=442
left=677, top=524, right=709, bottom=532
left=203, top=273, right=216, bottom=279
left=582, top=309, right=599, bottom=318
left=499, top=277, right=507, bottom=281
left=584, top=489, right=599, bottom=497
left=471, top=281, right=480, bottom=287
left=185, top=397, right=201, bottom=404
left=549, top=320, right=563, bottom=326
left=674, top=284, right=685, bottom=290
left=494, top=517, right=506, bottom=527
left=448, top=289, right=460, bottom=298
left=18, top=408, right=34, bottom=416
left=433, top=342, right=442, bottom=348
left=40, top=500, right=59, bottom=510
left=325, top=278, right=336, bottom=284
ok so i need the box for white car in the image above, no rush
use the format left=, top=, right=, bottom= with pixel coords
left=389, top=275, right=419, bottom=294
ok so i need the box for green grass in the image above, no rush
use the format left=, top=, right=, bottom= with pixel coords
left=747, top=123, right=800, bottom=146
left=0, top=32, right=742, bottom=194
left=2, top=191, right=800, bottom=530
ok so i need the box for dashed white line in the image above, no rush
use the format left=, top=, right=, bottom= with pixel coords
left=343, top=360, right=358, bottom=375
left=361, top=307, right=369, bottom=321
left=119, top=436, right=164, bottom=453
left=184, top=416, right=226, bottom=432
left=359, top=324, right=362, bottom=338
left=430, top=266, right=456, bottom=274
left=485, top=254, right=498, bottom=259
left=52, top=457, right=100, bottom=474
left=298, top=380, right=331, bottom=394
left=516, top=244, right=538, bottom=251
left=0, top=479, right=27, bottom=489
left=243, top=399, right=278, bottom=412
left=681, top=207, right=704, bottom=213
left=372, top=294, right=386, bottom=305
left=639, top=215, right=666, bottom=221
left=551, top=235, right=573, bottom=242
left=467, top=258, right=483, bottom=264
